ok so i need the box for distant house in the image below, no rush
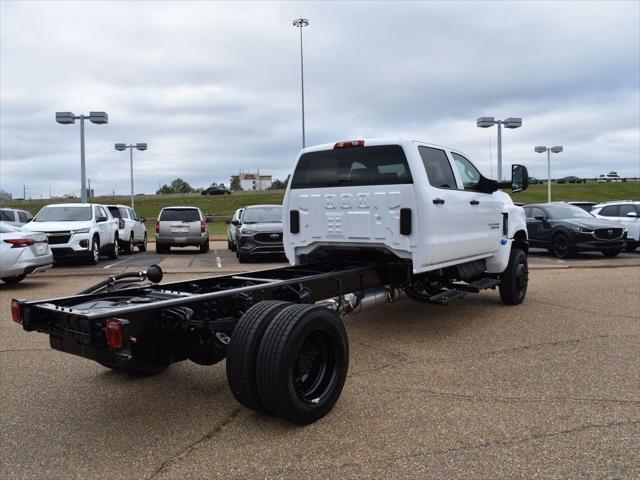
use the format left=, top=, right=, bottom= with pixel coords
left=232, top=173, right=273, bottom=191
left=0, top=189, right=12, bottom=202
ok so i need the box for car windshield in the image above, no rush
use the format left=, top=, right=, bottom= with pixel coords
left=159, top=208, right=200, bottom=222
left=0, top=221, right=22, bottom=233
left=242, top=207, right=282, bottom=223
left=546, top=206, right=594, bottom=219
left=34, top=206, right=92, bottom=222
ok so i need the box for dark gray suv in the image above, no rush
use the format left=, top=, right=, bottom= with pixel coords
left=233, top=205, right=283, bottom=263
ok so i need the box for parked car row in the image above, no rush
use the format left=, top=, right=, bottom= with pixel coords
left=524, top=200, right=639, bottom=258
left=226, top=204, right=284, bottom=263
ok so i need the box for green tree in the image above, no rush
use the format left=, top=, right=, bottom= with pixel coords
left=230, top=176, right=242, bottom=191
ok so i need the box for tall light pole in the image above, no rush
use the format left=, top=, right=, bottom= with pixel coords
left=56, top=111, right=108, bottom=203
left=477, top=116, right=522, bottom=181
left=535, top=145, right=563, bottom=203
left=115, top=143, right=148, bottom=209
left=293, top=17, right=309, bottom=149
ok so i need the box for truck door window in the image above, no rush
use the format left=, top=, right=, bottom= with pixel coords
left=418, top=146, right=457, bottom=189
left=451, top=153, right=481, bottom=191
left=600, top=205, right=619, bottom=216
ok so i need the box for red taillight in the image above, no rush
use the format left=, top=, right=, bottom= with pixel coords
left=201, top=220, right=206, bottom=233
left=105, top=318, right=123, bottom=349
left=4, top=239, right=35, bottom=248
left=155, top=221, right=160, bottom=234
left=11, top=299, right=22, bottom=324
left=334, top=140, right=365, bottom=149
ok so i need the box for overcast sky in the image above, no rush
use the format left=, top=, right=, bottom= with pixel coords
left=1, top=0, right=639, bottom=198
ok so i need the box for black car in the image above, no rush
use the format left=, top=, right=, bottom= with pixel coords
left=524, top=203, right=627, bottom=258
left=201, top=185, right=231, bottom=195
left=232, top=204, right=284, bottom=263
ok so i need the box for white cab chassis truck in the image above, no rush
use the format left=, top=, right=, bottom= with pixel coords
left=13, top=138, right=530, bottom=425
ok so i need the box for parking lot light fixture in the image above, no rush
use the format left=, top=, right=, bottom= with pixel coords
left=292, top=17, right=310, bottom=149
left=114, top=143, right=148, bottom=209
left=56, top=111, right=109, bottom=203
left=476, top=116, right=522, bottom=181
left=535, top=145, right=564, bottom=203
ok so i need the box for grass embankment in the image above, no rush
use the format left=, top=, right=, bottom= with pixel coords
left=2, top=183, right=638, bottom=238
left=2, top=191, right=285, bottom=239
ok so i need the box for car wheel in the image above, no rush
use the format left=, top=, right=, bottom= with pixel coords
left=602, top=249, right=622, bottom=257
left=1, top=274, right=26, bottom=284
left=238, top=251, right=249, bottom=263
left=499, top=248, right=529, bottom=305
left=226, top=300, right=292, bottom=412
left=200, top=241, right=210, bottom=253
left=139, top=233, right=147, bottom=252
left=89, top=237, right=100, bottom=265
left=255, top=304, right=349, bottom=424
left=625, top=243, right=637, bottom=252
left=124, top=234, right=134, bottom=254
left=551, top=233, right=573, bottom=258
left=108, top=235, right=119, bottom=259
left=155, top=244, right=166, bottom=254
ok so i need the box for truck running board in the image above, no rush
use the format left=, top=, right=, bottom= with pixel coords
left=428, top=277, right=500, bottom=305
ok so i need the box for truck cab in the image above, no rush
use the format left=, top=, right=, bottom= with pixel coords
left=283, top=139, right=529, bottom=275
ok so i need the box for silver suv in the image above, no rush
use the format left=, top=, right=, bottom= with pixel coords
left=155, top=206, right=209, bottom=254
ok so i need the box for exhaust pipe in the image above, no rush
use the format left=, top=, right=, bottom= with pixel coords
left=319, top=286, right=400, bottom=315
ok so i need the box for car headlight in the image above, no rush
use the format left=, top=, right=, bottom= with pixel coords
left=241, top=229, right=258, bottom=236
left=71, top=228, right=90, bottom=234
left=572, top=227, right=593, bottom=233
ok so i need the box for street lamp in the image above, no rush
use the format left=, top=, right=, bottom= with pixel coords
left=292, top=17, right=309, bottom=148
left=476, top=116, right=522, bottom=181
left=115, top=143, right=148, bottom=209
left=56, top=111, right=108, bottom=203
left=535, top=145, right=563, bottom=203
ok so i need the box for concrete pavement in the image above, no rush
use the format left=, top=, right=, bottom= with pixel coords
left=0, top=259, right=638, bottom=479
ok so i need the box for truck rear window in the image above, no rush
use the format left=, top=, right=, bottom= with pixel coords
left=290, top=145, right=412, bottom=189
left=160, top=209, right=200, bottom=222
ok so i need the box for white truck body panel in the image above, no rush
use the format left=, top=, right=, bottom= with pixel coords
left=283, top=138, right=527, bottom=275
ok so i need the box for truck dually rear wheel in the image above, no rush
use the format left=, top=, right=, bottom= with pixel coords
left=255, top=304, right=349, bottom=424
left=226, top=300, right=292, bottom=413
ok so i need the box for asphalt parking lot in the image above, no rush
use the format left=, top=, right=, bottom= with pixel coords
left=1, top=245, right=638, bottom=479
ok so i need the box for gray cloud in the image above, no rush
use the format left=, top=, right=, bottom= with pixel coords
left=1, top=0, right=639, bottom=199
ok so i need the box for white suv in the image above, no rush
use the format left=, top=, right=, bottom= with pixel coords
left=591, top=201, right=640, bottom=252
left=23, top=203, right=120, bottom=264
left=105, top=205, right=148, bottom=254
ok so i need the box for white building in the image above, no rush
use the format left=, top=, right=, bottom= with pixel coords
left=234, top=173, right=272, bottom=191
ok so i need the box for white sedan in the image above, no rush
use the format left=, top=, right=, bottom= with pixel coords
left=0, top=222, right=53, bottom=284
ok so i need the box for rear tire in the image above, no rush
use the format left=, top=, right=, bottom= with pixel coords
left=602, top=249, right=621, bottom=257
left=499, top=248, right=529, bottom=305
left=226, top=301, right=292, bottom=413
left=156, top=244, right=168, bottom=254
left=124, top=234, right=134, bottom=254
left=1, top=274, right=26, bottom=284
left=108, top=235, right=119, bottom=259
left=200, top=241, right=209, bottom=253
left=256, top=304, right=349, bottom=424
left=625, top=243, right=637, bottom=252
left=139, top=233, right=147, bottom=252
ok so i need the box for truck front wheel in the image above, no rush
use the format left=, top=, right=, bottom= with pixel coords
left=255, top=304, right=349, bottom=424
left=499, top=248, right=528, bottom=305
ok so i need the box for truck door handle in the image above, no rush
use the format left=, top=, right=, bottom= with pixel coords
left=433, top=198, right=445, bottom=205
left=470, top=200, right=480, bottom=205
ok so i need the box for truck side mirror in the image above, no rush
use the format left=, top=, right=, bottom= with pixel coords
left=231, top=219, right=241, bottom=226
left=511, top=164, right=529, bottom=193
left=627, top=211, right=639, bottom=218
